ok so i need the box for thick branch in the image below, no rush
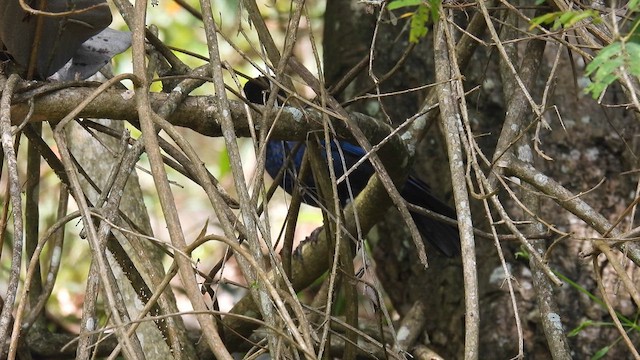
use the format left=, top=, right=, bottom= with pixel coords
left=11, top=87, right=398, bottom=143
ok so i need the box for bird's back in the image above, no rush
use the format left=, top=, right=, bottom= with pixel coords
left=264, top=139, right=460, bottom=256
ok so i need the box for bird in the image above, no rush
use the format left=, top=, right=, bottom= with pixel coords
left=244, top=76, right=460, bottom=256
left=0, top=0, right=113, bottom=79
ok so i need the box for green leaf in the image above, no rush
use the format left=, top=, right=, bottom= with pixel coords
left=514, top=246, right=530, bottom=260
left=596, top=72, right=619, bottom=90
left=555, top=272, right=637, bottom=329
left=626, top=42, right=640, bottom=76
left=568, top=320, right=594, bottom=337
left=388, top=0, right=423, bottom=10
left=585, top=43, right=620, bottom=75
left=429, top=0, right=440, bottom=22
left=557, top=11, right=576, bottom=26
left=585, top=79, right=607, bottom=98
left=564, top=10, right=599, bottom=28
left=409, top=4, right=429, bottom=43
left=591, top=346, right=610, bottom=360
left=394, top=0, right=440, bottom=43
left=530, top=12, right=560, bottom=30
left=217, top=146, right=231, bottom=178
left=593, top=57, right=623, bottom=81
left=530, top=10, right=599, bottom=31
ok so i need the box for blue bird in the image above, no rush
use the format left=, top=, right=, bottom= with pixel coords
left=244, top=77, right=460, bottom=256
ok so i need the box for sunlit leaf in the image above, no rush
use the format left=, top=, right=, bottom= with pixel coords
left=530, top=10, right=600, bottom=31
left=529, top=12, right=558, bottom=30
left=410, top=4, right=430, bottom=43
left=388, top=0, right=423, bottom=10
left=564, top=10, right=600, bottom=28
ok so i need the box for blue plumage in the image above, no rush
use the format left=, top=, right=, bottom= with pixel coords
left=245, top=76, right=460, bottom=256
left=264, top=139, right=460, bottom=257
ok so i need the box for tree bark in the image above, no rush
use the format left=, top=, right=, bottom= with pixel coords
left=324, top=2, right=640, bottom=358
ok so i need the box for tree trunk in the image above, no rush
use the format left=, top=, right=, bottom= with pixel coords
left=324, top=2, right=639, bottom=358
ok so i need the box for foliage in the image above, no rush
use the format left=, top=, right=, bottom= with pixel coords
left=529, top=9, right=600, bottom=30
left=2, top=0, right=640, bottom=359
left=530, top=5, right=640, bottom=99
left=584, top=40, right=640, bottom=98
left=388, top=0, right=440, bottom=42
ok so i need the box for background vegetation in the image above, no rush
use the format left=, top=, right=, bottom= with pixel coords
left=0, top=0, right=639, bottom=359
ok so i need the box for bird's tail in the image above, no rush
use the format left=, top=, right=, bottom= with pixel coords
left=402, top=176, right=460, bottom=257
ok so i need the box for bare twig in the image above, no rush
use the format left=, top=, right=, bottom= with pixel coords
left=0, top=74, right=25, bottom=358
left=434, top=13, right=479, bottom=360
